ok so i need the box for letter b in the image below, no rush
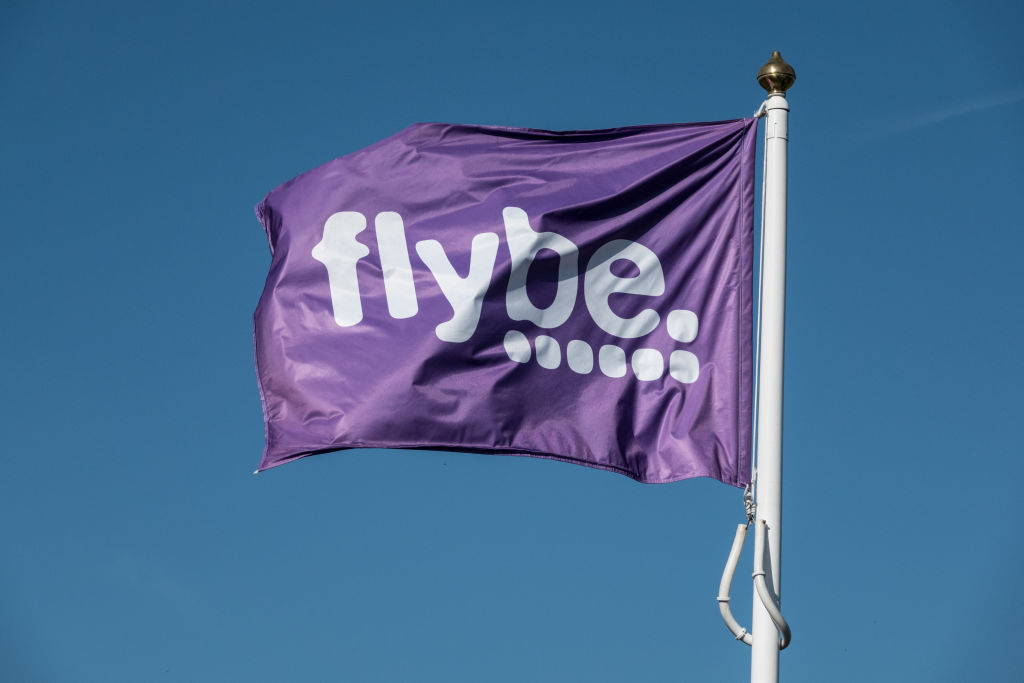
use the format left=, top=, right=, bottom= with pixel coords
left=503, top=207, right=578, bottom=329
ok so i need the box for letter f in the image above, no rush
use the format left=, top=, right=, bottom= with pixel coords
left=312, top=211, right=370, bottom=327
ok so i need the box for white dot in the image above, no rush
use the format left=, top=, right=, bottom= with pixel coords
left=669, top=350, right=700, bottom=383
left=598, top=345, right=627, bottom=378
left=504, top=330, right=530, bottom=364
left=566, top=340, right=593, bottom=374
left=631, top=348, right=664, bottom=381
left=535, top=335, right=561, bottom=369
left=667, top=310, right=699, bottom=343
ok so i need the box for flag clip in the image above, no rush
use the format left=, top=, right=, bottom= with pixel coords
left=743, top=483, right=755, bottom=524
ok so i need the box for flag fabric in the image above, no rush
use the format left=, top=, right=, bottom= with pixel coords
left=253, top=118, right=756, bottom=485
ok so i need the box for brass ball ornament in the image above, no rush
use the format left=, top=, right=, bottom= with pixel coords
left=757, top=51, right=796, bottom=95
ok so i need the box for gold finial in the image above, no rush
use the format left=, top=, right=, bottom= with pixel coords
left=757, top=51, right=796, bottom=95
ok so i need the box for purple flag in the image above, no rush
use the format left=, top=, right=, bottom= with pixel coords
left=254, top=118, right=756, bottom=485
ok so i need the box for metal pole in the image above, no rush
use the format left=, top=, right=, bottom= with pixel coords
left=751, top=51, right=795, bottom=683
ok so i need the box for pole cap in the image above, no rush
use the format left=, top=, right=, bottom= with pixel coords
left=757, top=51, right=796, bottom=95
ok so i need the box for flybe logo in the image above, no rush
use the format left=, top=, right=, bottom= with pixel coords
left=312, top=207, right=700, bottom=384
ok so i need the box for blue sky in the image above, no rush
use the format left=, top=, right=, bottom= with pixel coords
left=2, top=1, right=1021, bottom=681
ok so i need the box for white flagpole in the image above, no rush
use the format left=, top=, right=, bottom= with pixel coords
left=750, top=51, right=795, bottom=683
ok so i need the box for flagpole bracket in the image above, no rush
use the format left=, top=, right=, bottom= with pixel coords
left=718, top=523, right=754, bottom=646
left=752, top=520, right=792, bottom=650
left=717, top=518, right=793, bottom=650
